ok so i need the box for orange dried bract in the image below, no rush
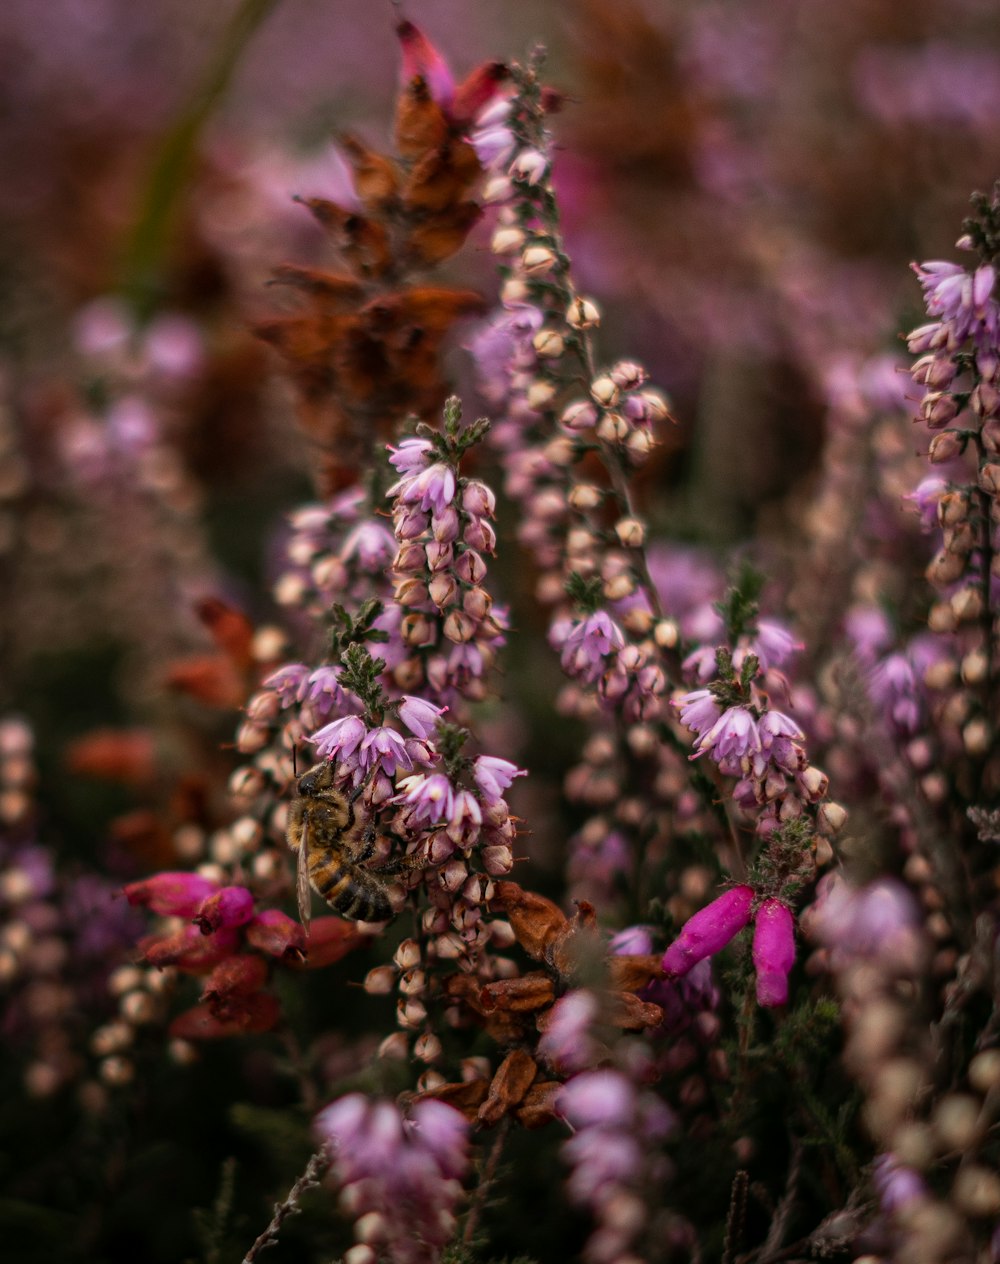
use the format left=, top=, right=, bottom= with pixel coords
left=293, top=198, right=393, bottom=277
left=402, top=140, right=481, bottom=213
left=403, top=201, right=483, bottom=267
left=607, top=953, right=666, bottom=992
left=195, top=596, right=255, bottom=669
left=451, top=62, right=509, bottom=125
left=394, top=76, right=449, bottom=159
left=605, top=991, right=665, bottom=1031
left=164, top=654, right=246, bottom=709
left=338, top=133, right=401, bottom=212
left=414, top=1077, right=490, bottom=1122
left=515, top=1080, right=563, bottom=1130
left=480, top=973, right=555, bottom=1013
left=494, top=881, right=569, bottom=961
left=267, top=264, right=365, bottom=308
left=477, top=1049, right=539, bottom=1127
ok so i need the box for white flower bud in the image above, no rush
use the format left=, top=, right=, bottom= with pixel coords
left=364, top=965, right=397, bottom=995
left=565, top=296, right=601, bottom=329
left=522, top=244, right=557, bottom=275
left=393, top=938, right=422, bottom=971
left=491, top=226, right=525, bottom=255
left=590, top=375, right=620, bottom=407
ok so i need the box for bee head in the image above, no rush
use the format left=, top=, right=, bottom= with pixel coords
left=297, top=760, right=335, bottom=796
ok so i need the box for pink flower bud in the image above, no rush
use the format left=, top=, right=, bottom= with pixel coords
left=752, top=900, right=796, bottom=1007
left=123, top=871, right=219, bottom=917
left=193, top=886, right=254, bottom=935
left=662, top=885, right=754, bottom=978
left=245, top=909, right=307, bottom=961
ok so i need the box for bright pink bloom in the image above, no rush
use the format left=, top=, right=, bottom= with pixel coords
left=123, top=871, right=218, bottom=917
left=194, top=886, right=255, bottom=935
left=752, top=899, right=796, bottom=1007
left=662, top=885, right=754, bottom=977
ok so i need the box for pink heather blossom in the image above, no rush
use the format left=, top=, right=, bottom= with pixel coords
left=397, top=19, right=455, bottom=108
left=662, top=885, right=754, bottom=978
left=193, top=885, right=255, bottom=934
left=472, top=755, right=526, bottom=801
left=872, top=1154, right=928, bottom=1214
left=123, top=871, right=219, bottom=917
left=397, top=696, right=446, bottom=740
left=905, top=476, right=948, bottom=529
left=558, top=1069, right=636, bottom=1131
left=752, top=899, right=796, bottom=1007
left=358, top=727, right=413, bottom=778
left=304, top=666, right=349, bottom=714
left=557, top=611, right=625, bottom=683
left=868, top=653, right=922, bottom=734
left=310, top=714, right=367, bottom=764
left=758, top=710, right=805, bottom=749
left=394, top=773, right=455, bottom=825
left=407, top=1099, right=469, bottom=1179
left=751, top=620, right=804, bottom=670
left=390, top=462, right=457, bottom=514
left=340, top=520, right=396, bottom=571
left=805, top=875, right=923, bottom=972
left=693, top=706, right=762, bottom=766
left=675, top=688, right=721, bottom=736
left=446, top=789, right=482, bottom=844
left=538, top=990, right=601, bottom=1073
left=387, top=437, right=434, bottom=475
left=681, top=644, right=720, bottom=683
left=262, top=663, right=309, bottom=705
left=608, top=924, right=655, bottom=955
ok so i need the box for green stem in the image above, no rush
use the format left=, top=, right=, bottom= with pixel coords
left=120, top=0, right=283, bottom=315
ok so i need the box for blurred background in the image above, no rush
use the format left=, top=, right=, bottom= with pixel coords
left=2, top=0, right=1000, bottom=1259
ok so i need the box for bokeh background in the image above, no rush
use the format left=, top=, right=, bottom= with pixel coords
left=3, top=1, right=1000, bottom=1260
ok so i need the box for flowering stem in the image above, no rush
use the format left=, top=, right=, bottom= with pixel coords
left=460, top=1117, right=511, bottom=1251
left=240, top=1143, right=334, bottom=1263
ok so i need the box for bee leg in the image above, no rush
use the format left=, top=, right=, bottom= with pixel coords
left=353, top=817, right=378, bottom=865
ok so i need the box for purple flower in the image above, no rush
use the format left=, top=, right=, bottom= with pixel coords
left=675, top=688, right=721, bottom=736
left=472, top=755, right=526, bottom=801
left=263, top=663, right=309, bottom=706
left=758, top=709, right=805, bottom=749
left=608, top=924, right=655, bottom=956
left=408, top=1099, right=469, bottom=1180
left=390, top=462, right=457, bottom=514
left=387, top=437, right=434, bottom=474
left=752, top=899, right=796, bottom=1007
left=557, top=611, right=625, bottom=683
left=538, top=990, right=601, bottom=1073
left=873, top=1154, right=928, bottom=1214
left=304, top=666, right=349, bottom=714
left=394, top=773, right=455, bottom=825
left=693, top=706, right=762, bottom=766
left=358, top=727, right=413, bottom=778
left=397, top=696, right=446, bottom=740
left=905, top=476, right=948, bottom=529
left=751, top=619, right=803, bottom=670
left=868, top=653, right=922, bottom=734
left=310, top=715, right=367, bottom=764
left=662, top=885, right=754, bottom=978
left=558, top=1069, right=635, bottom=1130
left=340, top=520, right=396, bottom=571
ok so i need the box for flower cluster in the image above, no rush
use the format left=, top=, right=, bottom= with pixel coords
left=315, top=1094, right=470, bottom=1264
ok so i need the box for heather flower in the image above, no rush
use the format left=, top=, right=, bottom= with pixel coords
left=341, top=521, right=397, bottom=571
left=472, top=755, right=526, bottom=801
left=805, top=874, right=924, bottom=972
left=868, top=652, right=923, bottom=733
left=750, top=619, right=804, bottom=670
left=394, top=773, right=455, bottom=827
left=387, top=437, right=434, bottom=474
left=693, top=706, right=762, bottom=766
left=538, top=989, right=601, bottom=1072
left=556, top=611, right=626, bottom=684
left=751, top=899, right=796, bottom=1007
left=193, top=885, right=255, bottom=934
left=662, top=885, right=754, bottom=978
left=310, top=714, right=368, bottom=764
left=872, top=1154, right=928, bottom=1214
left=389, top=462, right=457, bottom=514
left=674, top=687, right=722, bottom=736
left=397, top=696, right=446, bottom=740
left=263, top=663, right=309, bottom=705
left=123, top=871, right=219, bottom=918
left=358, top=727, right=414, bottom=779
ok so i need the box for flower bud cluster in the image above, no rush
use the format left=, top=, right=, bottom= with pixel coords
left=0, top=717, right=144, bottom=1100
left=557, top=1069, right=674, bottom=1264
left=385, top=431, right=507, bottom=704
left=908, top=228, right=1000, bottom=791
left=314, top=1094, right=469, bottom=1264
left=370, top=755, right=524, bottom=1055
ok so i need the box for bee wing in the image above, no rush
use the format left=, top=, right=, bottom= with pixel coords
left=296, top=818, right=312, bottom=933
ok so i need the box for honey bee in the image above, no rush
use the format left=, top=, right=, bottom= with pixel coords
left=286, top=760, right=416, bottom=927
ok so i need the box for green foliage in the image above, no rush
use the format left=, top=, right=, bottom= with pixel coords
left=714, top=561, right=765, bottom=643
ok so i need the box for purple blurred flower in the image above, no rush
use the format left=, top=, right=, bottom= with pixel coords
left=752, top=899, right=796, bottom=1007
left=472, top=755, right=525, bottom=801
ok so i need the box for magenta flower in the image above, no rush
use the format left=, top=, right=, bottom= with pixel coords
left=123, top=871, right=219, bottom=917
left=752, top=899, right=796, bottom=1006
left=662, top=885, right=754, bottom=978
left=193, top=886, right=255, bottom=935
left=309, top=714, right=367, bottom=764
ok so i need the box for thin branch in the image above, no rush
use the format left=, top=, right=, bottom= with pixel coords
left=241, top=1144, right=334, bottom=1264
left=461, top=1118, right=511, bottom=1251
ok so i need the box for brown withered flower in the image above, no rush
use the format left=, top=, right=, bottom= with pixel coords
left=256, top=23, right=506, bottom=488
left=416, top=881, right=666, bottom=1130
